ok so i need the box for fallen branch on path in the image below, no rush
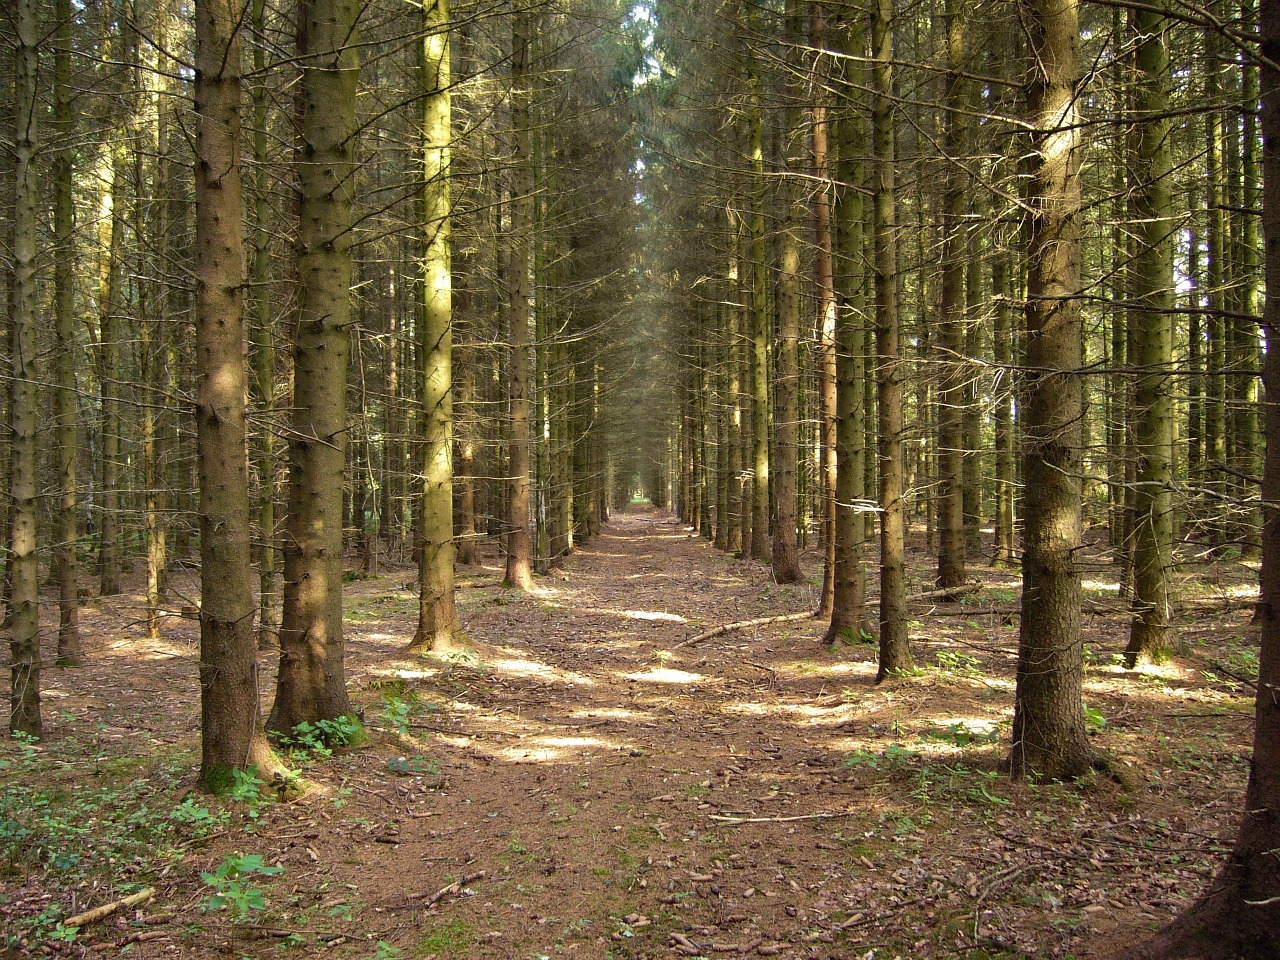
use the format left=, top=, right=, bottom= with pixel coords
left=907, top=581, right=981, bottom=603
left=677, top=612, right=814, bottom=648
left=707, top=810, right=858, bottom=825
left=64, top=887, right=155, bottom=929
left=408, top=870, right=487, bottom=909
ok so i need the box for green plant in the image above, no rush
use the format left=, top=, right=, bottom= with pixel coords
left=361, top=941, right=402, bottom=960
left=381, top=692, right=420, bottom=735
left=843, top=743, right=918, bottom=771
left=201, top=853, right=284, bottom=922
left=170, top=797, right=231, bottom=837
left=923, top=721, right=1001, bottom=748
left=1082, top=702, right=1107, bottom=732
left=386, top=754, right=439, bottom=776
left=934, top=650, right=983, bottom=677
left=280, top=714, right=364, bottom=760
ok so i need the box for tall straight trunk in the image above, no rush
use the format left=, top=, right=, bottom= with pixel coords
left=412, top=0, right=463, bottom=650
left=992, top=250, right=1016, bottom=565
left=194, top=0, right=280, bottom=787
left=504, top=6, right=536, bottom=590
left=825, top=2, right=869, bottom=644
left=52, top=0, right=81, bottom=665
left=251, top=0, right=278, bottom=648
left=936, top=0, right=968, bottom=589
left=1010, top=0, right=1093, bottom=781
left=813, top=1, right=839, bottom=617
left=455, top=339, right=479, bottom=564
left=1234, top=18, right=1261, bottom=555
left=1204, top=29, right=1228, bottom=542
left=1119, top=7, right=1280, bottom=951
left=872, top=0, right=912, bottom=679
left=1125, top=1, right=1176, bottom=666
left=748, top=40, right=771, bottom=563
left=772, top=4, right=803, bottom=584
left=96, top=140, right=123, bottom=598
left=270, top=0, right=359, bottom=734
left=8, top=0, right=42, bottom=736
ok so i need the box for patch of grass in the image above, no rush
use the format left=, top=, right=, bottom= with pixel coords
left=414, top=918, right=474, bottom=957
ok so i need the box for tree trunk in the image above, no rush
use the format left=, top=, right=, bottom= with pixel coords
left=936, top=0, right=968, bottom=591
left=1118, top=8, right=1280, bottom=950
left=1010, top=0, right=1093, bottom=781
left=872, top=0, right=912, bottom=679
left=8, top=0, right=42, bottom=737
left=270, top=0, right=359, bottom=734
left=825, top=2, right=870, bottom=645
left=193, top=0, right=280, bottom=787
left=1125, top=0, right=1176, bottom=666
left=412, top=0, right=464, bottom=653
left=504, top=6, right=536, bottom=591
left=52, top=0, right=81, bottom=666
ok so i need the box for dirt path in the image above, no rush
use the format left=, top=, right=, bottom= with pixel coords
left=2, top=506, right=1254, bottom=959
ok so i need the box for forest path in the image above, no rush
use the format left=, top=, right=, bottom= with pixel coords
left=31, top=506, right=1246, bottom=959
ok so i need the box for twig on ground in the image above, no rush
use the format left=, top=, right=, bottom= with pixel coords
left=678, top=612, right=814, bottom=648
left=408, top=870, right=487, bottom=908
left=64, top=887, right=155, bottom=929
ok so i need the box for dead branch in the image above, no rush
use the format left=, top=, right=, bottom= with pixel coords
left=409, top=870, right=487, bottom=908
left=907, top=581, right=982, bottom=603
left=677, top=612, right=814, bottom=648
left=64, top=887, right=155, bottom=929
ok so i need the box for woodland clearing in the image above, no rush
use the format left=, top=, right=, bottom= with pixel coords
left=0, top=506, right=1260, bottom=960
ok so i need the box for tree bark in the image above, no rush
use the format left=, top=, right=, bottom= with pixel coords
left=872, top=0, right=912, bottom=680
left=270, top=0, right=360, bottom=734
left=193, top=0, right=280, bottom=787
left=8, top=0, right=42, bottom=737
left=1010, top=0, right=1093, bottom=781
left=412, top=0, right=465, bottom=653
left=504, top=5, right=537, bottom=591
left=1125, top=0, right=1176, bottom=666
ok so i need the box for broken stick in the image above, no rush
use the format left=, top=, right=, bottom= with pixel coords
left=678, top=612, right=814, bottom=648
left=63, top=887, right=156, bottom=929
left=411, top=870, right=487, bottom=908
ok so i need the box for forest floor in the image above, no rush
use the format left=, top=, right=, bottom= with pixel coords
left=0, top=505, right=1263, bottom=960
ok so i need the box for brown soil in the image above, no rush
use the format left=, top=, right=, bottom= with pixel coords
left=0, top=506, right=1260, bottom=960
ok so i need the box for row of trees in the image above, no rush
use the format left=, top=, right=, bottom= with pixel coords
left=4, top=0, right=1278, bottom=951
left=2, top=0, right=652, bottom=768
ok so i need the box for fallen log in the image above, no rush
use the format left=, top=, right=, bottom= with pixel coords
left=677, top=612, right=815, bottom=648
left=63, top=887, right=156, bottom=930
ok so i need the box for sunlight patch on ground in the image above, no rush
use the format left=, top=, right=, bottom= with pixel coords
left=490, top=658, right=595, bottom=686
left=772, top=660, right=878, bottom=680
left=722, top=700, right=856, bottom=727
left=603, top=608, right=687, bottom=624
left=567, top=707, right=645, bottom=721
left=1082, top=579, right=1120, bottom=594
left=622, top=667, right=707, bottom=685
left=369, top=665, right=441, bottom=681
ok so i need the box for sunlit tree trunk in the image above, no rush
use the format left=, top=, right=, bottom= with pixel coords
left=872, top=0, right=912, bottom=679
left=505, top=6, right=536, bottom=590
left=747, top=29, right=771, bottom=564
left=412, top=0, right=464, bottom=652
left=1010, top=0, right=1093, bottom=780
left=270, top=0, right=360, bottom=733
left=1125, top=0, right=1176, bottom=666
left=194, top=0, right=281, bottom=787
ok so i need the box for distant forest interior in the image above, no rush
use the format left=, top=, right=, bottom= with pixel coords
left=2, top=0, right=1279, bottom=958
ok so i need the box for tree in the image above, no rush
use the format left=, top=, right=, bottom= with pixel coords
left=1009, top=0, right=1093, bottom=781
left=1124, top=0, right=1176, bottom=666
left=1118, top=6, right=1279, bottom=951
left=8, top=0, right=42, bottom=737
left=52, top=0, right=81, bottom=666
left=872, top=0, right=912, bottom=679
left=193, top=0, right=281, bottom=787
left=504, top=4, right=537, bottom=591
left=411, top=0, right=466, bottom=652
left=270, top=0, right=360, bottom=734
